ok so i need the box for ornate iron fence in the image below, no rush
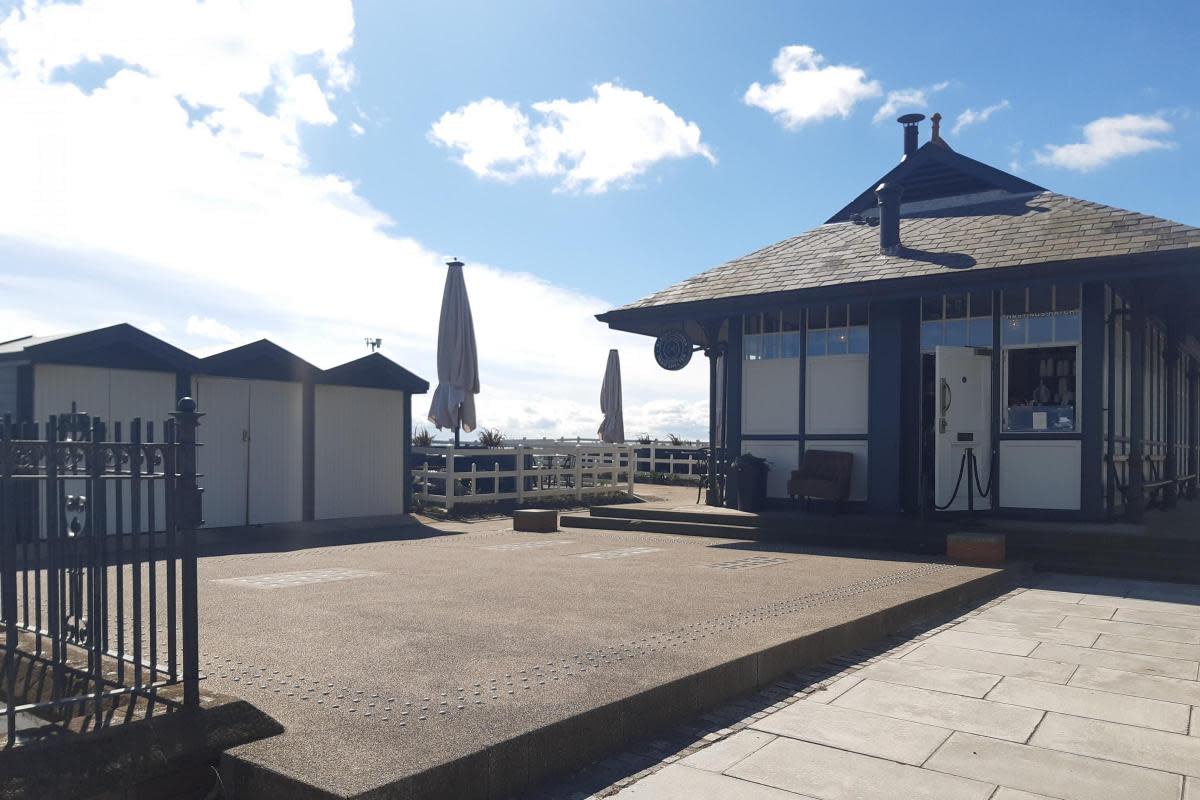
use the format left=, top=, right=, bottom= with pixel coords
left=0, top=398, right=202, bottom=746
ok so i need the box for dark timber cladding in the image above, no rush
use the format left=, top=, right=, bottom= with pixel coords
left=597, top=115, right=1200, bottom=521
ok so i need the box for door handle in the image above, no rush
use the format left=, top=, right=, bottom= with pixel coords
left=940, top=378, right=953, bottom=416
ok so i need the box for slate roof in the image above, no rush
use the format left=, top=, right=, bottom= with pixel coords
left=612, top=191, right=1200, bottom=314
left=602, top=140, right=1200, bottom=322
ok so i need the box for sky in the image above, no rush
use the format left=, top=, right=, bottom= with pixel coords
left=1, top=0, right=1197, bottom=441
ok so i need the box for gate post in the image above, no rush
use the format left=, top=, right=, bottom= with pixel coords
left=171, top=397, right=203, bottom=708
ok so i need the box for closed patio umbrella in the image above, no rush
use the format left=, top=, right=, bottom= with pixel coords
left=427, top=259, right=479, bottom=445
left=597, top=348, right=624, bottom=443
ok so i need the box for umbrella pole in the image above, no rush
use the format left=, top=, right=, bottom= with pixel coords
left=454, top=406, right=461, bottom=448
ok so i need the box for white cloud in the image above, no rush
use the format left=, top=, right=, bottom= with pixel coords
left=185, top=315, right=241, bottom=344
left=0, top=0, right=707, bottom=439
left=1034, top=113, right=1174, bottom=172
left=951, top=99, right=1010, bottom=135
left=873, top=81, right=948, bottom=124
left=429, top=83, right=715, bottom=194
left=744, top=45, right=881, bottom=129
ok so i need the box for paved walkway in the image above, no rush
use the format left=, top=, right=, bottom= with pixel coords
left=591, top=573, right=1200, bottom=800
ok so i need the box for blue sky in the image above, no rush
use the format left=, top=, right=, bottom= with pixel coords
left=0, top=1, right=1197, bottom=439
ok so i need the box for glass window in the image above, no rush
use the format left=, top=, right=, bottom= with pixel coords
left=806, top=330, right=827, bottom=356
left=1055, top=283, right=1080, bottom=312
left=944, top=319, right=968, bottom=347
left=745, top=313, right=761, bottom=335
left=922, top=296, right=943, bottom=321
left=829, top=304, right=848, bottom=328
left=762, top=333, right=780, bottom=359
left=1004, top=345, right=1077, bottom=432
left=945, top=293, right=968, bottom=319
left=848, top=303, right=869, bottom=326
left=1028, top=285, right=1053, bottom=314
left=921, top=321, right=942, bottom=352
left=781, top=331, right=801, bottom=358
left=968, top=318, right=992, bottom=347
left=1003, top=316, right=1027, bottom=344
left=969, top=290, right=992, bottom=318
left=1003, top=288, right=1026, bottom=315
left=744, top=334, right=761, bottom=360
left=1028, top=314, right=1054, bottom=343
left=807, top=306, right=826, bottom=329
left=763, top=310, right=780, bottom=334
left=848, top=326, right=869, bottom=354
left=1055, top=311, right=1081, bottom=342
left=827, top=327, right=849, bottom=355
left=782, top=308, right=801, bottom=332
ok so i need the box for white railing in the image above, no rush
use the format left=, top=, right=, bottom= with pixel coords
left=413, top=437, right=709, bottom=482
left=411, top=443, right=636, bottom=511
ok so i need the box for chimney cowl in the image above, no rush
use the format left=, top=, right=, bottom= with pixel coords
left=898, top=113, right=925, bottom=158
left=875, top=181, right=904, bottom=255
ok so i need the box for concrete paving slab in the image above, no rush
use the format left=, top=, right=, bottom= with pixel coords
left=1033, top=573, right=1134, bottom=597
left=1192, top=706, right=1198, bottom=736
left=1018, top=589, right=1087, bottom=603
left=977, top=607, right=1067, bottom=627
left=1068, top=665, right=1200, bottom=706
left=1094, top=632, right=1200, bottom=662
left=953, top=618, right=1099, bottom=647
left=986, top=675, right=1191, bottom=732
left=1187, top=777, right=1199, bottom=800
left=611, top=763, right=812, bottom=799
left=924, top=629, right=1039, bottom=655
left=727, top=737, right=995, bottom=800
left=1030, top=642, right=1199, bottom=679
left=832, top=679, right=1043, bottom=742
left=992, top=789, right=1058, bottom=800
left=802, top=674, right=862, bottom=705
left=904, top=643, right=1076, bottom=683
left=925, top=731, right=1182, bottom=800
left=999, top=596, right=1116, bottom=619
left=1059, top=614, right=1200, bottom=644
left=750, top=696, right=952, bottom=765
left=856, top=657, right=1001, bottom=697
left=679, top=730, right=777, bottom=773
left=1114, top=606, right=1200, bottom=632
left=1031, top=712, right=1200, bottom=778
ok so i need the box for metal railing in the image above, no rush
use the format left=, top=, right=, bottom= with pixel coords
left=0, top=400, right=202, bottom=746
left=411, top=443, right=635, bottom=511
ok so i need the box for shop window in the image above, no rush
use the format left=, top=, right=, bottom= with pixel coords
left=744, top=310, right=801, bottom=361
left=807, top=303, right=869, bottom=357
left=1004, top=346, right=1077, bottom=432
left=1000, top=283, right=1081, bottom=346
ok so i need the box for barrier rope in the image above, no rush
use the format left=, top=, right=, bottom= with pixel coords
left=934, top=447, right=991, bottom=511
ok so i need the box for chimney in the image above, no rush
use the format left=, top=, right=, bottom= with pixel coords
left=876, top=181, right=904, bottom=255
left=898, top=113, right=925, bottom=158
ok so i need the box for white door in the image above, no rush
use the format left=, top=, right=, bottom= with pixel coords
left=934, top=346, right=992, bottom=511
left=193, top=377, right=250, bottom=528
left=315, top=385, right=405, bottom=519
left=247, top=380, right=303, bottom=524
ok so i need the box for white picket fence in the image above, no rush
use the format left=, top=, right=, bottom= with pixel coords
left=411, top=443, right=636, bottom=511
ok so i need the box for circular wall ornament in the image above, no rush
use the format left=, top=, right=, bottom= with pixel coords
left=654, top=330, right=693, bottom=371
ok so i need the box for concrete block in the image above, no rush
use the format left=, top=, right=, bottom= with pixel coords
left=513, top=508, right=558, bottom=532
left=947, top=532, right=1005, bottom=565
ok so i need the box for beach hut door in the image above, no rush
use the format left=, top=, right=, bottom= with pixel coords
left=934, top=346, right=992, bottom=511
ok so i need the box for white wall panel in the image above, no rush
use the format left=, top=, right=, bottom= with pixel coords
left=316, top=385, right=406, bottom=519
left=742, top=359, right=800, bottom=435
left=33, top=365, right=110, bottom=421
left=805, top=355, right=869, bottom=435
left=247, top=380, right=303, bottom=524
left=741, top=440, right=800, bottom=499
left=108, top=369, right=176, bottom=429
left=803, top=440, right=869, bottom=502
left=193, top=376, right=250, bottom=528
left=999, top=440, right=1081, bottom=510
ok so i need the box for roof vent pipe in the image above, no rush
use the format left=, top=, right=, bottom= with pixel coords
left=876, top=181, right=904, bottom=255
left=898, top=113, right=925, bottom=158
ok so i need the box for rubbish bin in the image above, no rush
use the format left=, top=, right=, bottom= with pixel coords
left=731, top=453, right=768, bottom=512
